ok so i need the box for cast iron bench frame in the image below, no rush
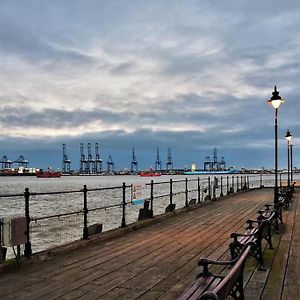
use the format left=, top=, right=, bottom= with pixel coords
left=178, top=244, right=251, bottom=300
left=229, top=215, right=274, bottom=271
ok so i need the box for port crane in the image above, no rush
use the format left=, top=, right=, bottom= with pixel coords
left=131, top=147, right=138, bottom=173
left=155, top=147, right=162, bottom=171
left=94, top=143, right=103, bottom=174
left=79, top=143, right=88, bottom=174
left=107, top=155, right=114, bottom=173
left=166, top=148, right=173, bottom=171
left=62, top=144, right=71, bottom=174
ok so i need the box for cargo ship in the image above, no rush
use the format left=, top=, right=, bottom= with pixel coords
left=36, top=169, right=61, bottom=178
left=139, top=172, right=161, bottom=177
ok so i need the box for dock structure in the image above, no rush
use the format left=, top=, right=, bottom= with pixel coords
left=0, top=188, right=299, bottom=299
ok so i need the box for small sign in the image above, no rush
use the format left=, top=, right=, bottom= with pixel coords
left=132, top=199, right=145, bottom=205
left=132, top=184, right=146, bottom=205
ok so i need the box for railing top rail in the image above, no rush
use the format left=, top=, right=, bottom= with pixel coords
left=0, top=184, right=133, bottom=198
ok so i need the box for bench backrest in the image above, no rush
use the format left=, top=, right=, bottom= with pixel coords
left=199, top=245, right=251, bottom=300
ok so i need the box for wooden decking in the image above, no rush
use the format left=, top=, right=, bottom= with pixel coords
left=0, top=188, right=299, bottom=299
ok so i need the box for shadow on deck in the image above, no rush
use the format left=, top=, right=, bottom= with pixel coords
left=0, top=188, right=299, bottom=299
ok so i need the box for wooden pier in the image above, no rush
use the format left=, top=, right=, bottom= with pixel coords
left=0, top=188, right=299, bottom=299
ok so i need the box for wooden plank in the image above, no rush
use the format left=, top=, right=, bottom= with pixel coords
left=260, top=193, right=297, bottom=299
left=0, top=189, right=275, bottom=300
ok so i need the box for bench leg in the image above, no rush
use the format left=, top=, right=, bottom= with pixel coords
left=266, top=223, right=273, bottom=249
left=229, top=275, right=245, bottom=300
left=229, top=242, right=241, bottom=260
left=251, top=244, right=265, bottom=271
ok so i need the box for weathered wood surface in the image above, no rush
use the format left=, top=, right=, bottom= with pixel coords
left=0, top=188, right=299, bottom=299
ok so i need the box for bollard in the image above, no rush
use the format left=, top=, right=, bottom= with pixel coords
left=82, top=185, right=89, bottom=240
left=121, top=182, right=126, bottom=228
left=24, top=188, right=32, bottom=257
left=185, top=178, right=188, bottom=207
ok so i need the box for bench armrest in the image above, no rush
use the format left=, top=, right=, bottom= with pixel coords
left=230, top=231, right=256, bottom=240
left=197, top=256, right=238, bottom=277
left=245, top=219, right=259, bottom=229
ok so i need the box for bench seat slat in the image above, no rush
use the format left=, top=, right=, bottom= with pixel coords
left=178, top=276, right=216, bottom=300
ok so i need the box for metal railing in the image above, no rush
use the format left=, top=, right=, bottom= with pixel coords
left=0, top=174, right=268, bottom=261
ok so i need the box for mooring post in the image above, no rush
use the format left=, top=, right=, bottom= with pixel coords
left=185, top=178, right=188, bottom=207
left=121, top=182, right=126, bottom=228
left=82, top=185, right=88, bottom=239
left=24, top=187, right=32, bottom=257
left=150, top=180, right=154, bottom=217
left=220, top=176, right=223, bottom=197
left=197, top=177, right=200, bottom=203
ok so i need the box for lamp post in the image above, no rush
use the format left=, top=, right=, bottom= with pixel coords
left=267, top=86, right=285, bottom=208
left=285, top=129, right=292, bottom=187
left=291, top=143, right=294, bottom=184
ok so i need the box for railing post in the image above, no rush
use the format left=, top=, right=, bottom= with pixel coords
left=121, top=182, right=126, bottom=228
left=232, top=176, right=234, bottom=193
left=150, top=180, right=154, bottom=217
left=24, top=188, right=32, bottom=257
left=220, top=176, right=223, bottom=197
left=185, top=178, right=188, bottom=207
left=197, top=177, right=201, bottom=203
left=212, top=177, right=216, bottom=200
left=169, top=178, right=173, bottom=206
left=227, top=176, right=229, bottom=194
left=82, top=185, right=88, bottom=240
left=247, top=175, right=250, bottom=189
left=260, top=173, right=263, bottom=188
left=208, top=177, right=211, bottom=200
left=279, top=173, right=282, bottom=188
left=236, top=176, right=239, bottom=191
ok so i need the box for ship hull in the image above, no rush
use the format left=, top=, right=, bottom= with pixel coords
left=36, top=172, right=61, bottom=178
left=139, top=172, right=161, bottom=177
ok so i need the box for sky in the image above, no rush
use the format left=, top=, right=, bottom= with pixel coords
left=0, top=0, right=300, bottom=171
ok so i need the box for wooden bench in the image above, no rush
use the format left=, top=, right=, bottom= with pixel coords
left=259, top=204, right=282, bottom=231
left=178, top=244, right=251, bottom=300
left=278, top=185, right=294, bottom=208
left=229, top=216, right=273, bottom=271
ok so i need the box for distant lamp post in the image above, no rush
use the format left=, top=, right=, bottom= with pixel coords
left=290, top=143, right=294, bottom=185
left=267, top=86, right=285, bottom=208
left=285, top=129, right=292, bottom=187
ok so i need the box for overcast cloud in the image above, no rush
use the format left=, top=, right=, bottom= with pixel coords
left=0, top=0, right=299, bottom=170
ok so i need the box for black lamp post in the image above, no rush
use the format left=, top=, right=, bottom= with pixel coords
left=267, top=86, right=285, bottom=208
left=285, top=129, right=292, bottom=187
left=291, top=143, right=294, bottom=184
